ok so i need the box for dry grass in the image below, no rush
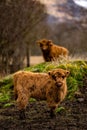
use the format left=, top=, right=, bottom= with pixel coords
left=30, top=54, right=87, bottom=66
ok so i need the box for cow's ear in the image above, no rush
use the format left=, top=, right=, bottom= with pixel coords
left=48, top=71, right=51, bottom=76
left=65, top=70, right=70, bottom=77
left=48, top=71, right=54, bottom=78
left=36, top=41, right=40, bottom=45
left=48, top=71, right=54, bottom=77
left=47, top=40, right=53, bottom=46
left=48, top=40, right=52, bottom=43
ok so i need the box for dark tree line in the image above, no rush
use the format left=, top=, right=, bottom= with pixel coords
left=0, top=0, right=47, bottom=75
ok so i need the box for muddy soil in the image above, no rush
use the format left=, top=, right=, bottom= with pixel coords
left=0, top=78, right=87, bottom=130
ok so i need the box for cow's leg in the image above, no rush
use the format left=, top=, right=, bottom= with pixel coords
left=16, top=86, right=29, bottom=119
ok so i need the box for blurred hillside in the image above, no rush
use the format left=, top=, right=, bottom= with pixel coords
left=38, top=0, right=87, bottom=55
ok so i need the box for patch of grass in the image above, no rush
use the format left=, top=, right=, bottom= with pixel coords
left=0, top=74, right=13, bottom=88
left=29, top=98, right=37, bottom=102
left=66, top=61, right=85, bottom=99
left=24, top=62, right=49, bottom=72
left=0, top=92, right=10, bottom=102
left=67, top=77, right=79, bottom=99
left=0, top=75, right=13, bottom=104
left=56, top=106, right=65, bottom=113
left=0, top=84, right=13, bottom=103
left=3, top=102, right=14, bottom=108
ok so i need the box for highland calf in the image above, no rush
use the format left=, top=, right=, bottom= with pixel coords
left=37, top=39, right=69, bottom=62
left=13, top=69, right=69, bottom=119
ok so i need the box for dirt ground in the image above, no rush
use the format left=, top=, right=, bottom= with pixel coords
left=0, top=77, right=87, bottom=130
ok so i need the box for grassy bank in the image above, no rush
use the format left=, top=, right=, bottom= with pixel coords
left=0, top=60, right=87, bottom=107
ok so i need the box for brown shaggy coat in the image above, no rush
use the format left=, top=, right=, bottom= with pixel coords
left=13, top=69, right=69, bottom=118
left=37, top=39, right=69, bottom=62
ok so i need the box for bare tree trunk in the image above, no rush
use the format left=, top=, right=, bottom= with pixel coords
left=26, top=43, right=30, bottom=67
left=6, top=52, right=9, bottom=74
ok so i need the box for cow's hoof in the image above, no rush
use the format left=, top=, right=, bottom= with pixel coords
left=19, top=110, right=26, bottom=120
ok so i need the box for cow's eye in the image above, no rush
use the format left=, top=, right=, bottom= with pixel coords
left=52, top=75, right=56, bottom=80
left=40, top=44, right=43, bottom=47
left=62, top=76, right=65, bottom=79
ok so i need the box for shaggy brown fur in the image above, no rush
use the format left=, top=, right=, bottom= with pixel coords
left=13, top=69, right=69, bottom=119
left=37, top=39, right=69, bottom=61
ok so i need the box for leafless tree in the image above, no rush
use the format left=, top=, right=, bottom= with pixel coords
left=0, top=0, right=46, bottom=74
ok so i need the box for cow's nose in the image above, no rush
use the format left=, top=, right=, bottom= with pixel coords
left=56, top=82, right=63, bottom=87
left=42, top=47, right=47, bottom=50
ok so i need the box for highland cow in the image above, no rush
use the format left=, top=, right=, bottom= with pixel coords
left=13, top=69, right=69, bottom=119
left=37, top=39, right=69, bottom=62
